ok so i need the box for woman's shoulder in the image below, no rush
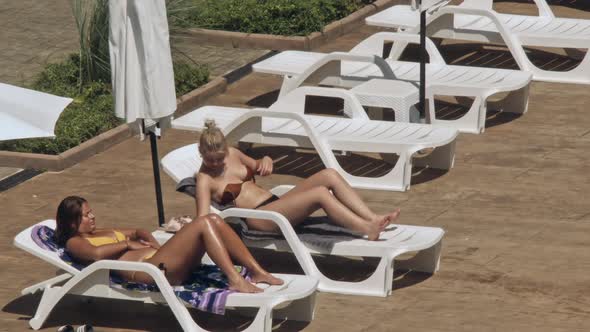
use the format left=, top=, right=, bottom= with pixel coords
left=227, top=146, right=241, bottom=157
left=195, top=171, right=215, bottom=191
left=195, top=170, right=212, bottom=182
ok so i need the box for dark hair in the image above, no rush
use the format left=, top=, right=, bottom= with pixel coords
left=54, top=196, right=87, bottom=246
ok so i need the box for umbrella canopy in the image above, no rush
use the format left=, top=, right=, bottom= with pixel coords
left=109, top=0, right=176, bottom=126
left=0, top=82, right=72, bottom=142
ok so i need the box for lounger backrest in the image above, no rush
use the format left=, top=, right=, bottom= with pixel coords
left=351, top=32, right=446, bottom=64
left=13, top=219, right=81, bottom=275
left=279, top=52, right=396, bottom=97
left=462, top=0, right=554, bottom=17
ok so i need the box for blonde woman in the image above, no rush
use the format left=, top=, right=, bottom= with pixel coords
left=195, top=120, right=401, bottom=241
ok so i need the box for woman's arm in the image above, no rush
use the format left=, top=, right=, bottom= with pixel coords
left=118, top=228, right=160, bottom=249
left=233, top=147, right=273, bottom=176
left=66, top=236, right=130, bottom=262
left=196, top=173, right=212, bottom=217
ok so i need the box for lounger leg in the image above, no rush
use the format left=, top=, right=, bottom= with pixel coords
left=413, top=140, right=456, bottom=170
left=497, top=85, right=530, bottom=115
left=395, top=240, right=442, bottom=274
left=28, top=268, right=109, bottom=330
left=517, top=46, right=590, bottom=84
left=431, top=96, right=486, bottom=134
left=242, top=306, right=273, bottom=332
left=274, top=292, right=316, bottom=322
left=22, top=273, right=72, bottom=296
left=318, top=139, right=411, bottom=191
left=565, top=48, right=586, bottom=61
left=313, top=254, right=395, bottom=297
left=29, top=286, right=63, bottom=330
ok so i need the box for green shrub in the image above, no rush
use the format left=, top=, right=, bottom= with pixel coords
left=171, top=0, right=375, bottom=36
left=173, top=61, right=210, bottom=97
left=0, top=54, right=209, bottom=155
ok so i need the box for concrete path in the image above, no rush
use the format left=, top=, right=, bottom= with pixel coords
left=1, top=2, right=589, bottom=332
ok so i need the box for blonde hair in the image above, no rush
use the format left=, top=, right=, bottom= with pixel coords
left=199, top=119, right=227, bottom=154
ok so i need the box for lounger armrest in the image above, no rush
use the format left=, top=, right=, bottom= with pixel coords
left=434, top=6, right=527, bottom=59
left=325, top=52, right=396, bottom=79
left=352, top=32, right=446, bottom=64
left=219, top=208, right=320, bottom=277
left=81, top=260, right=183, bottom=304
left=84, top=260, right=167, bottom=279
left=279, top=51, right=397, bottom=97
left=532, top=0, right=555, bottom=17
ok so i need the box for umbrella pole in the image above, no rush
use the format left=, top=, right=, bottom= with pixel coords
left=147, top=124, right=165, bottom=227
left=419, top=2, right=427, bottom=121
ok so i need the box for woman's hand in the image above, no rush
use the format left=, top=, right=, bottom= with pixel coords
left=141, top=239, right=161, bottom=250
left=257, top=156, right=273, bottom=176
left=131, top=229, right=161, bottom=250
left=126, top=239, right=151, bottom=250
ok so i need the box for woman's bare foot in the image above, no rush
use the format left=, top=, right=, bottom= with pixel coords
left=367, top=217, right=389, bottom=241
left=229, top=277, right=263, bottom=293
left=250, top=271, right=284, bottom=286
left=385, top=208, right=401, bottom=226
left=372, top=208, right=401, bottom=228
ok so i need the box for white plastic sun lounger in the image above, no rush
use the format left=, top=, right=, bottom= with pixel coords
left=366, top=0, right=590, bottom=84
left=156, top=143, right=445, bottom=297
left=172, top=86, right=458, bottom=192
left=253, top=31, right=532, bottom=134
left=15, top=219, right=318, bottom=332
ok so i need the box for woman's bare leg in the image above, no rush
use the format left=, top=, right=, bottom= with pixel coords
left=281, top=169, right=400, bottom=223
left=207, top=214, right=283, bottom=285
left=250, top=186, right=387, bottom=240
left=139, top=215, right=261, bottom=292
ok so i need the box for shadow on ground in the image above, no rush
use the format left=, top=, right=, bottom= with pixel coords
left=439, top=43, right=584, bottom=72
left=3, top=292, right=310, bottom=331
left=246, top=146, right=450, bottom=187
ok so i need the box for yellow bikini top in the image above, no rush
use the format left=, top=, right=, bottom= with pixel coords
left=85, top=230, right=126, bottom=247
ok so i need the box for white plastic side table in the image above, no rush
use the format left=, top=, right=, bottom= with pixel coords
left=351, top=78, right=421, bottom=123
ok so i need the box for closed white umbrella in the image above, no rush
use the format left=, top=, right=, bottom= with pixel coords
left=0, top=82, right=72, bottom=142
left=109, top=0, right=176, bottom=126
left=109, top=0, right=177, bottom=226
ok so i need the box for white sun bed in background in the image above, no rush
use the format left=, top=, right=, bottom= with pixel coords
left=253, top=32, right=532, bottom=134
left=156, top=143, right=445, bottom=297
left=14, top=219, right=318, bottom=332
left=171, top=86, right=458, bottom=192
left=366, top=1, right=590, bottom=84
